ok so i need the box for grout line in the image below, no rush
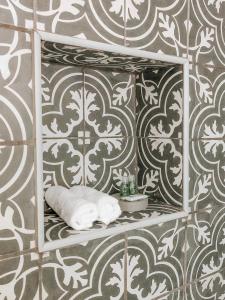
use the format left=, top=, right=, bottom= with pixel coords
left=0, top=22, right=32, bottom=33
left=31, top=29, right=41, bottom=252
left=33, top=0, right=37, bottom=31
left=0, top=247, right=38, bottom=262
left=83, top=69, right=86, bottom=186
left=187, top=0, right=190, bottom=59
left=38, top=252, right=43, bottom=300
left=0, top=140, right=34, bottom=146
left=124, top=0, right=127, bottom=47
left=124, top=233, right=128, bottom=300
left=183, top=218, right=188, bottom=290
left=189, top=62, right=225, bottom=71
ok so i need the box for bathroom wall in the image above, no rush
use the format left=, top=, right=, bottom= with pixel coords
left=0, top=1, right=225, bottom=299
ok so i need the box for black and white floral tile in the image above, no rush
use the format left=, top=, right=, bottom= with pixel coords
left=42, top=57, right=184, bottom=206
left=36, top=0, right=125, bottom=45
left=0, top=252, right=39, bottom=299
left=136, top=66, right=183, bottom=139
left=189, top=140, right=225, bottom=211
left=0, top=0, right=34, bottom=28
left=138, top=138, right=183, bottom=206
left=189, top=0, right=225, bottom=67
left=1, top=0, right=225, bottom=299
left=44, top=202, right=180, bottom=242
left=125, top=0, right=188, bottom=57
left=41, top=41, right=175, bottom=73
left=0, top=144, right=36, bottom=256
left=42, top=63, right=84, bottom=138
left=186, top=205, right=225, bottom=287
left=0, top=26, right=35, bottom=256
left=41, top=234, right=126, bottom=300
left=126, top=218, right=186, bottom=299
left=42, top=65, right=136, bottom=139
left=189, top=64, right=225, bottom=140
left=0, top=27, right=33, bottom=142
left=185, top=267, right=225, bottom=300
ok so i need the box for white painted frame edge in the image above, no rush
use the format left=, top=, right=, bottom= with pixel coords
left=34, top=31, right=189, bottom=253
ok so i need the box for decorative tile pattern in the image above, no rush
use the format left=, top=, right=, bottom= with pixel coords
left=43, top=138, right=84, bottom=189
left=186, top=206, right=225, bottom=284
left=185, top=268, right=225, bottom=300
left=0, top=145, right=35, bottom=256
left=0, top=252, right=39, bottom=299
left=189, top=140, right=225, bottom=211
left=125, top=0, right=188, bottom=57
left=84, top=137, right=137, bottom=193
left=136, top=66, right=183, bottom=139
left=0, top=0, right=34, bottom=28
left=126, top=218, right=186, bottom=299
left=190, top=64, right=225, bottom=140
left=138, top=138, right=183, bottom=207
left=189, top=0, right=225, bottom=67
left=37, top=0, right=125, bottom=45
left=84, top=69, right=135, bottom=137
left=41, top=234, right=125, bottom=299
left=44, top=202, right=180, bottom=242
left=0, top=27, right=33, bottom=142
left=42, top=63, right=84, bottom=138
left=41, top=40, right=175, bottom=72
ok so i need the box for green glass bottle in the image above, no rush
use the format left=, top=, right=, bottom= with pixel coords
left=129, top=175, right=137, bottom=195
left=120, top=176, right=130, bottom=197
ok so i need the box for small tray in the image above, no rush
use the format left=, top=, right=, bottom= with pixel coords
left=113, top=193, right=148, bottom=212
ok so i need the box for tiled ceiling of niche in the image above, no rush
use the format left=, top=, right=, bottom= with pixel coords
left=41, top=41, right=177, bottom=73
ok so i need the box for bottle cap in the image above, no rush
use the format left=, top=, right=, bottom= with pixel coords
left=122, top=176, right=129, bottom=184
left=129, top=174, right=135, bottom=181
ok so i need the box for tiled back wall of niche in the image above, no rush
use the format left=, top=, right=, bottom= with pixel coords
left=42, top=63, right=137, bottom=194
left=1, top=1, right=225, bottom=299
left=42, top=62, right=184, bottom=208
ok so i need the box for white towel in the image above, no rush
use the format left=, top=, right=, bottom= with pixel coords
left=45, top=186, right=98, bottom=230
left=70, top=186, right=121, bottom=225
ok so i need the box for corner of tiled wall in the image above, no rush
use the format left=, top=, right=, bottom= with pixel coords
left=1, top=0, right=225, bottom=299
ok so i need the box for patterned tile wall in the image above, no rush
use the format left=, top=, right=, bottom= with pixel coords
left=1, top=1, right=225, bottom=299
left=42, top=64, right=137, bottom=194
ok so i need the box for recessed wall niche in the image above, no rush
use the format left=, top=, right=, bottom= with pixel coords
left=34, top=32, right=189, bottom=252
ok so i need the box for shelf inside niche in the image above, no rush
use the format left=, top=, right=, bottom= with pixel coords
left=44, top=200, right=182, bottom=243
left=34, top=31, right=189, bottom=252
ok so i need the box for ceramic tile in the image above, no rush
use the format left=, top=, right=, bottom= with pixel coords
left=125, top=0, right=188, bottom=57
left=189, top=0, right=225, bottom=67
left=127, top=218, right=186, bottom=299
left=84, top=68, right=136, bottom=138
left=136, top=66, right=183, bottom=139
left=42, top=63, right=84, bottom=138
left=44, top=202, right=180, bottom=242
left=41, top=40, right=175, bottom=72
left=189, top=64, right=225, bottom=139
left=137, top=138, right=183, bottom=207
left=0, top=145, right=35, bottom=256
left=0, top=252, right=39, bottom=299
left=189, top=140, right=225, bottom=211
left=36, top=0, right=125, bottom=45
left=185, top=268, right=225, bottom=300
left=84, top=137, right=137, bottom=194
left=43, top=138, right=84, bottom=189
left=186, top=206, right=225, bottom=284
left=0, top=27, right=33, bottom=142
left=41, top=234, right=125, bottom=299
left=0, top=0, right=34, bottom=28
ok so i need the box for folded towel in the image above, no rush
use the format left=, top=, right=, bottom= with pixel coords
left=45, top=186, right=98, bottom=230
left=70, top=186, right=121, bottom=225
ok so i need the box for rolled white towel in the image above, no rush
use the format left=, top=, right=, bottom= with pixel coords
left=45, top=186, right=98, bottom=230
left=70, top=186, right=121, bottom=225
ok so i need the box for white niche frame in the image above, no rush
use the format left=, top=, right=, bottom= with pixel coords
left=34, top=31, right=189, bottom=252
